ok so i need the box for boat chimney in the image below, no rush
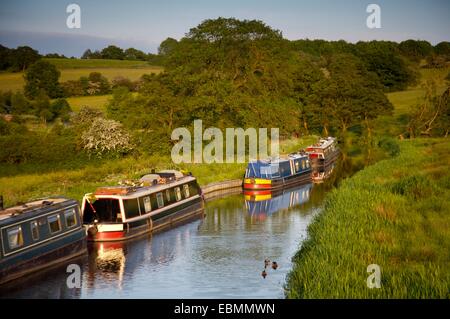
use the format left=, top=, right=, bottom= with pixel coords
left=0, top=195, right=3, bottom=211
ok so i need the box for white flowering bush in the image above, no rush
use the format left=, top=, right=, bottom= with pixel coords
left=81, top=117, right=133, bottom=157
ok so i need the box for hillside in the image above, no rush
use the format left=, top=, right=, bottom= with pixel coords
left=0, top=58, right=163, bottom=92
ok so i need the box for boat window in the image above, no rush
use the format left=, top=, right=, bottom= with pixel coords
left=48, top=214, right=62, bottom=234
left=123, top=199, right=140, bottom=219
left=175, top=187, right=182, bottom=201
left=156, top=193, right=164, bottom=208
left=31, top=220, right=39, bottom=241
left=166, top=189, right=171, bottom=202
left=295, top=160, right=300, bottom=172
left=143, top=196, right=151, bottom=213
left=83, top=198, right=122, bottom=223
left=279, top=161, right=292, bottom=177
left=183, top=184, right=190, bottom=198
left=302, top=160, right=306, bottom=170
left=7, top=226, right=24, bottom=249
left=65, top=209, right=77, bottom=228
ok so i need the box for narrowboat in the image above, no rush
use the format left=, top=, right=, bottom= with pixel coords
left=312, top=162, right=336, bottom=183
left=243, top=153, right=312, bottom=193
left=82, top=170, right=204, bottom=242
left=0, top=197, right=87, bottom=285
left=305, top=137, right=340, bottom=169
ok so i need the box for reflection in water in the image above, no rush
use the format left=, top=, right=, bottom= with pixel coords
left=0, top=156, right=363, bottom=299
left=244, top=183, right=313, bottom=217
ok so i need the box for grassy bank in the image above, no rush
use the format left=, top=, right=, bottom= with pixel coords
left=0, top=136, right=317, bottom=207
left=286, top=138, right=450, bottom=298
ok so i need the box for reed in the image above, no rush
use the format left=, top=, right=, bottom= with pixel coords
left=285, top=138, right=450, bottom=298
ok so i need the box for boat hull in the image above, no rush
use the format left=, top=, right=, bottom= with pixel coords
left=87, top=198, right=204, bottom=242
left=243, top=170, right=312, bottom=192
left=309, top=149, right=340, bottom=169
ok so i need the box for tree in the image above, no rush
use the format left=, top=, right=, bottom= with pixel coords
left=33, top=91, right=52, bottom=123
left=101, top=45, right=125, bottom=60
left=124, top=47, right=147, bottom=60
left=81, top=49, right=92, bottom=59
left=11, top=92, right=30, bottom=114
left=10, top=46, right=40, bottom=72
left=50, top=98, right=72, bottom=122
left=398, top=40, right=433, bottom=62
left=158, top=38, right=178, bottom=56
left=434, top=41, right=450, bottom=56
left=24, top=60, right=63, bottom=99
left=86, top=72, right=111, bottom=95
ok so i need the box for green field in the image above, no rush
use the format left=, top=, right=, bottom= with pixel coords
left=65, top=95, right=112, bottom=112
left=374, top=66, right=450, bottom=136
left=286, top=138, right=450, bottom=298
left=43, top=58, right=153, bottom=69
left=0, top=58, right=163, bottom=92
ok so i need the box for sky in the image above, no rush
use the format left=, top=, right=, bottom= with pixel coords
left=0, top=0, right=449, bottom=57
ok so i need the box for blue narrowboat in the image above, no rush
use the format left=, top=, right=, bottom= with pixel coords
left=243, top=153, right=312, bottom=193
left=0, top=197, right=87, bottom=285
left=81, top=170, right=204, bottom=242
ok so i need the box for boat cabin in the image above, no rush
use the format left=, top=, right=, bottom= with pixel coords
left=0, top=197, right=86, bottom=284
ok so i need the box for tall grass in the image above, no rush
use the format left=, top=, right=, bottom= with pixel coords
left=285, top=138, right=450, bottom=298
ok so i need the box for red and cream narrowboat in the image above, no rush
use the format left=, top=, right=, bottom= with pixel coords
left=81, top=170, right=204, bottom=242
left=305, top=137, right=340, bottom=169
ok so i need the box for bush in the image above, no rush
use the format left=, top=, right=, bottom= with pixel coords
left=378, top=136, right=400, bottom=157
left=81, top=118, right=133, bottom=157
left=391, top=174, right=436, bottom=200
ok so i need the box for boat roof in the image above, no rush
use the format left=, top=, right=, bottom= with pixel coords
left=0, top=197, right=78, bottom=226
left=306, top=137, right=337, bottom=150
left=91, top=174, right=196, bottom=199
left=248, top=153, right=308, bottom=165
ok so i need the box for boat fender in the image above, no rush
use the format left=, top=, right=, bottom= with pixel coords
left=87, top=225, right=98, bottom=236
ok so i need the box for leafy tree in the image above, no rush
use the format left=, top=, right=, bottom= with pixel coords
left=24, top=60, right=63, bottom=99
left=86, top=72, right=111, bottom=95
left=11, top=92, right=30, bottom=114
left=10, top=46, right=40, bottom=71
left=81, top=49, right=93, bottom=59
left=158, top=38, right=178, bottom=56
left=124, top=47, right=147, bottom=60
left=398, top=40, right=433, bottom=62
left=434, top=41, right=450, bottom=56
left=50, top=98, right=72, bottom=122
left=101, top=45, right=125, bottom=60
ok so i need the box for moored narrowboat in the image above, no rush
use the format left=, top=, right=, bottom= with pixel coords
left=0, top=197, right=87, bottom=285
left=82, top=170, right=204, bottom=242
left=305, top=137, right=340, bottom=168
left=243, top=153, right=312, bottom=193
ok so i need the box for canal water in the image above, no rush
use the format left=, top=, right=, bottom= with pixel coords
left=1, top=157, right=359, bottom=299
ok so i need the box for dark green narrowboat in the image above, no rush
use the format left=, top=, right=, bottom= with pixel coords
left=0, top=197, right=87, bottom=285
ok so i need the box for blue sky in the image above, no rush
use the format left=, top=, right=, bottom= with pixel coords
left=0, top=0, right=449, bottom=57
